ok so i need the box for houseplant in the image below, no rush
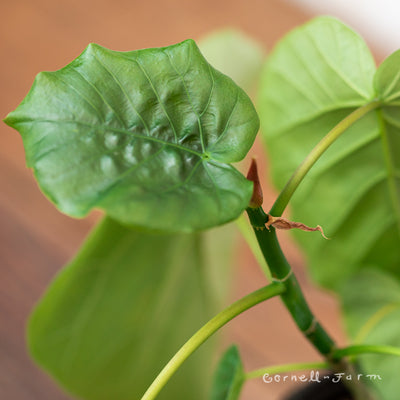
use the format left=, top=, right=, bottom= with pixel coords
left=4, top=16, right=400, bottom=400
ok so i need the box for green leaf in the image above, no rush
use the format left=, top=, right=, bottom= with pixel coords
left=28, top=217, right=232, bottom=400
left=5, top=40, right=259, bottom=232
left=209, top=345, right=244, bottom=400
left=375, top=49, right=400, bottom=103
left=259, top=16, right=400, bottom=288
left=260, top=16, right=375, bottom=141
left=374, top=51, right=400, bottom=238
left=199, top=29, right=265, bottom=93
left=340, top=269, right=400, bottom=400
left=340, top=269, right=400, bottom=340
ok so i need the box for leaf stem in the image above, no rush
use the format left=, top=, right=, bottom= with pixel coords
left=270, top=100, right=381, bottom=217
left=246, top=206, right=336, bottom=356
left=140, top=282, right=285, bottom=400
left=245, top=361, right=330, bottom=380
left=245, top=208, right=379, bottom=400
left=332, top=344, right=400, bottom=360
left=235, top=215, right=272, bottom=280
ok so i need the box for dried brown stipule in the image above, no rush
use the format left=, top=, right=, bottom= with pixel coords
left=265, top=214, right=329, bottom=239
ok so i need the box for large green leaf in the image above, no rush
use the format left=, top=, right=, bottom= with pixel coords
left=209, top=345, right=244, bottom=400
left=259, top=16, right=400, bottom=288
left=28, top=217, right=232, bottom=400
left=340, top=269, right=400, bottom=400
left=260, top=16, right=375, bottom=141
left=5, top=40, right=259, bottom=232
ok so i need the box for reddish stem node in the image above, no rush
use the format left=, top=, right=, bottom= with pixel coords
left=247, top=158, right=263, bottom=208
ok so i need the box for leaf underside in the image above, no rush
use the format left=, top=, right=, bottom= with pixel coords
left=28, top=217, right=234, bottom=400
left=5, top=40, right=259, bottom=232
left=259, top=16, right=400, bottom=289
left=341, top=269, right=400, bottom=400
left=259, top=16, right=400, bottom=400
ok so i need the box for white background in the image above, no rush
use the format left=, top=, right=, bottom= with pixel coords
left=289, top=0, right=400, bottom=57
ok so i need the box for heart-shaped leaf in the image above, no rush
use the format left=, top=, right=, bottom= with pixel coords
left=5, top=40, right=259, bottom=232
left=259, top=16, right=375, bottom=144
left=28, top=217, right=234, bottom=400
left=259, top=16, right=400, bottom=288
left=209, top=345, right=245, bottom=400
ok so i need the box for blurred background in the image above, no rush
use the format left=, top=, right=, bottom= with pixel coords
left=0, top=0, right=395, bottom=399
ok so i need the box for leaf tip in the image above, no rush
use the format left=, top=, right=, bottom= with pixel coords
left=246, top=158, right=263, bottom=208
left=315, top=225, right=330, bottom=240
left=87, top=42, right=103, bottom=51
left=3, top=111, right=15, bottom=128
left=183, top=38, right=196, bottom=46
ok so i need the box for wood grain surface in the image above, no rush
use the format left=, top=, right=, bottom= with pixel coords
left=1, top=1, right=353, bottom=399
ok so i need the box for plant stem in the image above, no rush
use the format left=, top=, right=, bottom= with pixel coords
left=270, top=100, right=381, bottom=217
left=333, top=344, right=400, bottom=360
left=246, top=207, right=379, bottom=400
left=140, top=282, right=285, bottom=400
left=235, top=214, right=272, bottom=280
left=245, top=361, right=330, bottom=380
left=246, top=206, right=336, bottom=356
left=243, top=101, right=383, bottom=400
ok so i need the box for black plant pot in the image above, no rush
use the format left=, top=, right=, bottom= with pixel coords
left=284, top=375, right=353, bottom=400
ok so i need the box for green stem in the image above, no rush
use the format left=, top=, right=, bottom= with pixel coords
left=245, top=361, right=330, bottom=380
left=243, top=101, right=383, bottom=400
left=270, top=100, right=381, bottom=217
left=246, top=208, right=378, bottom=400
left=246, top=207, right=335, bottom=356
left=235, top=214, right=272, bottom=280
left=140, top=283, right=285, bottom=400
left=333, top=344, right=400, bottom=360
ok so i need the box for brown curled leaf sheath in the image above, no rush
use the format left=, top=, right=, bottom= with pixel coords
left=246, top=158, right=263, bottom=208
left=265, top=214, right=329, bottom=239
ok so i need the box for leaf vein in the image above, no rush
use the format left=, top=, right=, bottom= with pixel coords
left=203, top=162, right=223, bottom=213
left=287, top=38, right=337, bottom=103
left=304, top=28, right=371, bottom=100
left=208, top=88, right=239, bottom=153
left=200, top=63, right=215, bottom=117
left=54, top=71, right=105, bottom=123
left=163, top=49, right=206, bottom=152
left=18, top=118, right=203, bottom=157
left=269, top=66, right=321, bottom=109
left=381, top=69, right=400, bottom=101
left=90, top=51, right=151, bottom=134
left=133, top=57, right=180, bottom=144
left=71, top=67, right=127, bottom=128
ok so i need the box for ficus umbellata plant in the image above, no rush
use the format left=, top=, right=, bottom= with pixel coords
left=4, top=16, right=400, bottom=400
